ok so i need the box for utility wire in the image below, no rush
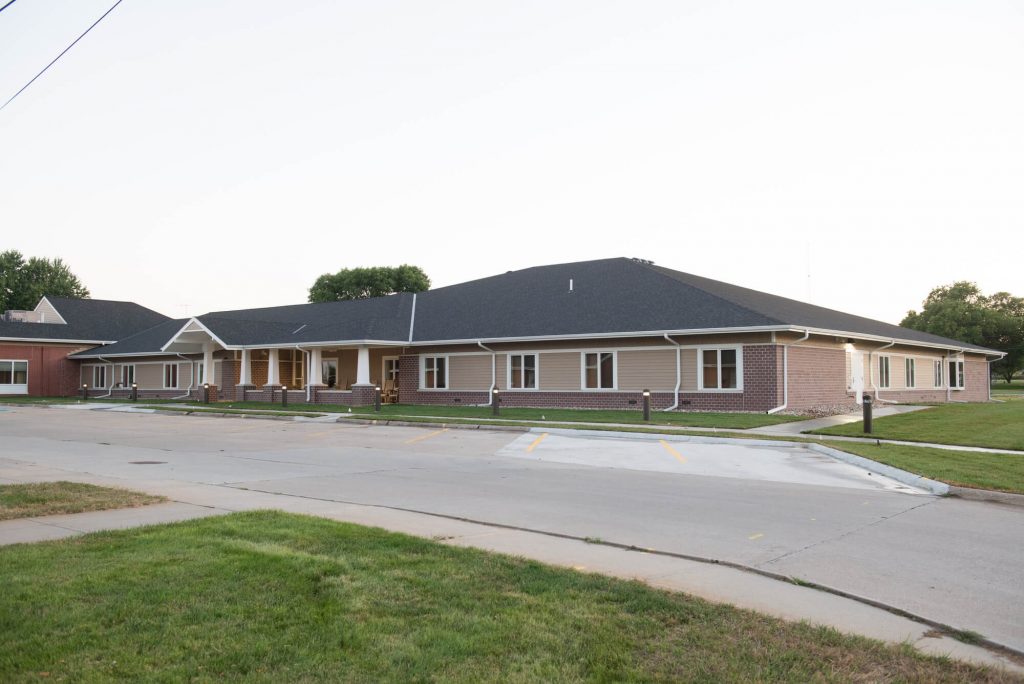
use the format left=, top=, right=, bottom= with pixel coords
left=1, top=0, right=125, bottom=113
left=0, top=0, right=20, bottom=15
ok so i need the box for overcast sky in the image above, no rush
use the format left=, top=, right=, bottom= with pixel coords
left=1, top=1, right=1021, bottom=323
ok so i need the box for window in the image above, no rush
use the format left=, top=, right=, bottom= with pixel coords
left=196, top=362, right=204, bottom=385
left=878, top=356, right=891, bottom=389
left=509, top=354, right=538, bottom=389
left=118, top=365, right=135, bottom=387
left=383, top=358, right=400, bottom=382
left=321, top=359, right=338, bottom=388
left=92, top=366, right=107, bottom=389
left=948, top=360, right=965, bottom=389
left=164, top=363, right=179, bottom=389
left=583, top=352, right=615, bottom=389
left=905, top=358, right=915, bottom=388
left=422, top=356, right=447, bottom=389
left=934, top=360, right=942, bottom=388
left=700, top=348, right=740, bottom=390
left=0, top=361, right=28, bottom=393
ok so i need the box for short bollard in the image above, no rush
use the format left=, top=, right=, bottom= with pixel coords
left=374, top=386, right=382, bottom=412
left=203, top=383, right=210, bottom=404
left=81, top=383, right=88, bottom=401
left=642, top=389, right=651, bottom=421
left=131, top=383, right=138, bottom=401
left=862, top=394, right=873, bottom=434
left=281, top=385, right=288, bottom=407
left=492, top=388, right=500, bottom=416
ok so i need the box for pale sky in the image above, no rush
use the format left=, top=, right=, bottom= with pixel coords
left=1, top=1, right=1021, bottom=324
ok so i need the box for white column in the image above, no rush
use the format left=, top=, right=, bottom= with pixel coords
left=203, top=345, right=215, bottom=386
left=266, top=349, right=280, bottom=386
left=308, top=348, right=323, bottom=385
left=355, top=345, right=371, bottom=385
left=238, top=349, right=252, bottom=385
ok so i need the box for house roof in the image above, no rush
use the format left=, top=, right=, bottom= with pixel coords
left=67, top=258, right=1003, bottom=357
left=0, top=297, right=170, bottom=344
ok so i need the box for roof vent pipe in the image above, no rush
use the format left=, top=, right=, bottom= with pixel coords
left=569, top=279, right=573, bottom=293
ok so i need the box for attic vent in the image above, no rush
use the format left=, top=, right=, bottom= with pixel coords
left=630, top=257, right=655, bottom=265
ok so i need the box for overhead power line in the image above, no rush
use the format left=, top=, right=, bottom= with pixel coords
left=0, top=0, right=125, bottom=113
left=0, top=0, right=20, bottom=15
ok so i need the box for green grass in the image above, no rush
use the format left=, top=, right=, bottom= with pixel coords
left=0, top=481, right=166, bottom=521
left=830, top=443, right=1024, bottom=495
left=809, top=397, right=1024, bottom=451
left=0, top=512, right=1010, bottom=682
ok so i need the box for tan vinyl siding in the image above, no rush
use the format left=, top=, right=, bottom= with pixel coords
left=680, top=348, right=698, bottom=391
left=617, top=349, right=677, bottom=391
left=448, top=355, right=492, bottom=391
left=539, top=352, right=580, bottom=390
left=135, top=363, right=163, bottom=389
left=33, top=298, right=65, bottom=324
left=494, top=354, right=507, bottom=390
left=889, top=355, right=905, bottom=389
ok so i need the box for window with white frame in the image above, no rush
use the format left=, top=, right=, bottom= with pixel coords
left=421, top=356, right=447, bottom=389
left=164, top=363, right=179, bottom=389
left=934, top=360, right=942, bottom=388
left=509, top=354, right=537, bottom=389
left=700, top=348, right=740, bottom=390
left=0, top=360, right=28, bottom=393
left=120, top=365, right=135, bottom=387
left=583, top=352, right=615, bottom=389
left=948, top=359, right=965, bottom=389
left=905, top=358, right=915, bottom=388
left=196, top=362, right=204, bottom=385
left=92, top=365, right=107, bottom=389
left=878, top=356, right=891, bottom=389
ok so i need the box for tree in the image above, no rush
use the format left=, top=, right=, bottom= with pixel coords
left=901, top=282, right=1024, bottom=384
left=0, top=250, right=90, bottom=313
left=308, top=265, right=430, bottom=303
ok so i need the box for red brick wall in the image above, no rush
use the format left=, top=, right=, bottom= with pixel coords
left=786, top=345, right=853, bottom=411
left=0, top=343, right=87, bottom=397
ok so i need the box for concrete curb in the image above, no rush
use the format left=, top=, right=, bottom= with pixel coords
left=345, top=417, right=531, bottom=433
left=804, top=443, right=950, bottom=496
left=948, top=486, right=1024, bottom=508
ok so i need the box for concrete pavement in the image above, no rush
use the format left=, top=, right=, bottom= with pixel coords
left=1, top=405, right=1022, bottom=671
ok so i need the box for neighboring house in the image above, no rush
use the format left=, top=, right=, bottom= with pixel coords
left=63, top=258, right=1002, bottom=412
left=0, top=297, right=170, bottom=396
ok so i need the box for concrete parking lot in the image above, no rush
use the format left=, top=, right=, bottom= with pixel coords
left=1, top=406, right=1022, bottom=655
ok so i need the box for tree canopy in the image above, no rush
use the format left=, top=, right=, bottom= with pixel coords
left=901, top=282, right=1024, bottom=383
left=0, top=250, right=90, bottom=313
left=308, top=265, right=431, bottom=303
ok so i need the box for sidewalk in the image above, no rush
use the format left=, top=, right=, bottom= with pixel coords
left=0, top=463, right=1020, bottom=673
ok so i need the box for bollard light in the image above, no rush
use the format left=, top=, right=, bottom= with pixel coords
left=492, top=388, right=500, bottom=416
left=81, top=383, right=88, bottom=401
left=203, top=383, right=210, bottom=404
left=374, top=385, right=382, bottom=412
left=642, top=389, right=651, bottom=421
left=862, top=393, right=873, bottom=434
left=281, top=384, right=288, bottom=407
left=131, top=383, right=138, bottom=402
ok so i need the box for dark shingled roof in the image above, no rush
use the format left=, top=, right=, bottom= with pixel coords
left=70, top=319, right=189, bottom=358
left=0, top=297, right=169, bottom=343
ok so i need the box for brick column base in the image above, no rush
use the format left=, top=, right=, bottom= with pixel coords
left=193, top=385, right=218, bottom=402
left=236, top=384, right=256, bottom=401
left=351, top=384, right=377, bottom=406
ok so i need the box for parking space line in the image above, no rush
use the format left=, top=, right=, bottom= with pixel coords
left=403, top=428, right=449, bottom=445
left=748, top=532, right=764, bottom=541
left=526, top=433, right=549, bottom=453
left=659, top=440, right=686, bottom=464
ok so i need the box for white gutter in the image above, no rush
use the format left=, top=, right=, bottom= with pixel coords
left=477, top=341, right=496, bottom=406
left=768, top=329, right=810, bottom=414
left=663, top=334, right=682, bottom=411
left=172, top=353, right=195, bottom=400
left=96, top=356, right=116, bottom=398
left=868, top=340, right=898, bottom=404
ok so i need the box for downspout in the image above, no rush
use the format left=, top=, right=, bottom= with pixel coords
left=868, top=340, right=897, bottom=404
left=172, top=353, right=195, bottom=400
left=663, top=334, right=682, bottom=411
left=768, top=329, right=810, bottom=414
left=478, top=341, right=495, bottom=406
left=96, top=356, right=116, bottom=398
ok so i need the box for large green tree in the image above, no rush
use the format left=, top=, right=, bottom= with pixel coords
left=901, top=282, right=1024, bottom=384
left=308, top=265, right=430, bottom=303
left=0, top=250, right=90, bottom=313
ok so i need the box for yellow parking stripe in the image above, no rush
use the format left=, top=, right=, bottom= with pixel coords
left=659, top=439, right=686, bottom=464
left=526, top=433, right=549, bottom=453
left=748, top=533, right=764, bottom=541
left=403, top=428, right=449, bottom=445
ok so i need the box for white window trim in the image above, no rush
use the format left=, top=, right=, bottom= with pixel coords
left=507, top=352, right=540, bottom=391
left=0, top=359, right=29, bottom=394
left=696, top=346, right=744, bottom=392
left=419, top=354, right=450, bottom=391
left=949, top=359, right=966, bottom=390
left=163, top=362, right=179, bottom=390
left=120, top=364, right=136, bottom=387
left=878, top=355, right=891, bottom=389
left=905, top=358, right=915, bottom=389
left=933, top=359, right=943, bottom=388
left=580, top=351, right=618, bottom=391
left=92, top=365, right=107, bottom=389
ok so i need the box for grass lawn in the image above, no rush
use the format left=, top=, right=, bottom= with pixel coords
left=830, top=443, right=1024, bottom=495
left=809, top=397, right=1024, bottom=451
left=0, top=511, right=1009, bottom=683
left=0, top=481, right=166, bottom=521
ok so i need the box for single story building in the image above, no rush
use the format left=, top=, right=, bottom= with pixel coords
left=48, top=258, right=1000, bottom=413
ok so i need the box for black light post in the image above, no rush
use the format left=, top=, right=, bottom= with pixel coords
left=131, top=383, right=138, bottom=401
left=374, top=385, right=382, bottom=412
left=281, top=385, right=288, bottom=407
left=862, top=394, right=873, bottom=434
left=642, top=389, right=651, bottom=421
left=492, top=388, right=500, bottom=416
left=203, top=383, right=210, bottom=404
left=81, top=383, right=88, bottom=401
